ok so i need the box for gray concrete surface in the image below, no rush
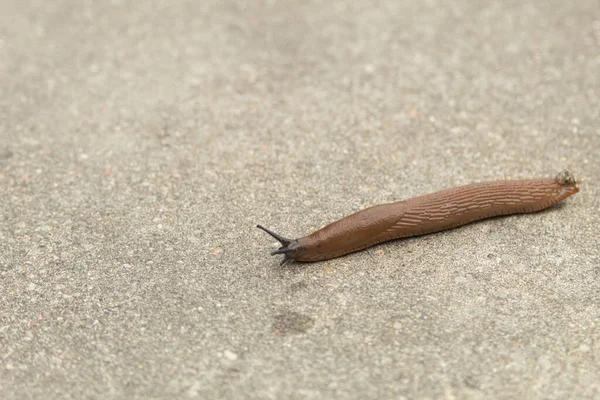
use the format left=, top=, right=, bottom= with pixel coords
left=1, top=0, right=599, bottom=399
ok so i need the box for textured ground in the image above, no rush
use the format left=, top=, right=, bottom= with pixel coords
left=1, top=1, right=599, bottom=399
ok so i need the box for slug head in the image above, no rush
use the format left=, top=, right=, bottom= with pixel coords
left=256, top=225, right=301, bottom=265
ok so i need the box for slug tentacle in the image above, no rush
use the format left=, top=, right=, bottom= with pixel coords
left=257, top=170, right=580, bottom=264
left=256, top=225, right=293, bottom=246
left=256, top=225, right=300, bottom=265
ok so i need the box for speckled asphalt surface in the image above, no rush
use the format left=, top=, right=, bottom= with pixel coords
left=1, top=1, right=599, bottom=399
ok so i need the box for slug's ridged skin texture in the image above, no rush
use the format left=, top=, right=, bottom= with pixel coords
left=259, top=171, right=579, bottom=263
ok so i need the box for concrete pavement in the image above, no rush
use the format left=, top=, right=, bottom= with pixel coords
left=1, top=1, right=599, bottom=398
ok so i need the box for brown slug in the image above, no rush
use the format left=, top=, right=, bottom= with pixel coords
left=257, top=170, right=580, bottom=264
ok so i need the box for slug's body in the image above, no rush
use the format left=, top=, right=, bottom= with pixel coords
left=258, top=170, right=580, bottom=264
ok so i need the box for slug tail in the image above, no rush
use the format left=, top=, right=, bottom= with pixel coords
left=555, top=169, right=580, bottom=188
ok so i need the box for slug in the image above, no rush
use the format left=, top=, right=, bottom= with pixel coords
left=257, top=170, right=580, bottom=264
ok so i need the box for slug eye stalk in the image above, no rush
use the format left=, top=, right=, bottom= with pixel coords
left=256, top=225, right=299, bottom=265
